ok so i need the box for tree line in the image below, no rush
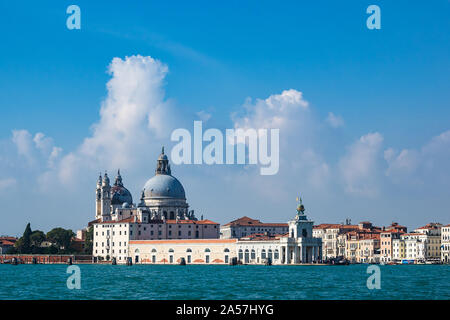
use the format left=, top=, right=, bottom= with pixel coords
left=7, top=223, right=93, bottom=255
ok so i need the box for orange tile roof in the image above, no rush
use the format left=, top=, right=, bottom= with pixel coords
left=166, top=219, right=219, bottom=225
left=0, top=236, right=17, bottom=241
left=130, top=239, right=237, bottom=245
left=0, top=240, right=15, bottom=246
left=223, top=216, right=287, bottom=228
left=239, top=233, right=282, bottom=241
left=98, top=217, right=138, bottom=224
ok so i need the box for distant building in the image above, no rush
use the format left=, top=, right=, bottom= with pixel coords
left=414, top=223, right=442, bottom=262
left=441, top=225, right=450, bottom=263
left=313, top=223, right=359, bottom=260
left=92, top=148, right=219, bottom=262
left=399, top=223, right=442, bottom=263
left=380, top=229, right=404, bottom=263
left=345, top=231, right=381, bottom=263
left=129, top=198, right=322, bottom=265
left=0, top=237, right=17, bottom=254
left=220, top=217, right=288, bottom=239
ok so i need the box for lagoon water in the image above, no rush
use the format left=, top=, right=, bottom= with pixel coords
left=1, top=264, right=449, bottom=300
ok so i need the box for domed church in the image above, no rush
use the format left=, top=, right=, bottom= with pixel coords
left=95, top=147, right=198, bottom=223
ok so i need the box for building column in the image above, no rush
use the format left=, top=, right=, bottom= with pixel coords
left=293, top=246, right=298, bottom=264
left=285, top=246, right=289, bottom=264
left=298, top=246, right=302, bottom=264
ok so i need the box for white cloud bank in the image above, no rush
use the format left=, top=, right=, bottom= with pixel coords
left=339, top=132, right=384, bottom=196
left=55, top=55, right=175, bottom=185
left=1, top=54, right=450, bottom=234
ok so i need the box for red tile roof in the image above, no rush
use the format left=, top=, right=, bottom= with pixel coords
left=223, top=216, right=287, bottom=228
left=0, top=236, right=17, bottom=242
left=130, top=239, right=237, bottom=245
left=165, top=219, right=219, bottom=225
left=0, top=240, right=15, bottom=246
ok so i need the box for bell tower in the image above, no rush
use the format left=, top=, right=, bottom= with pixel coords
left=101, top=172, right=111, bottom=220
left=95, top=173, right=102, bottom=220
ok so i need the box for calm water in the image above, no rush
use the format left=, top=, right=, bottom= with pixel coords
left=0, top=264, right=449, bottom=300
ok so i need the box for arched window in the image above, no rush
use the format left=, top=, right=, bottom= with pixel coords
left=251, top=249, right=256, bottom=260
left=170, top=211, right=175, bottom=219
left=238, top=249, right=243, bottom=260
left=224, top=248, right=230, bottom=253
left=244, top=249, right=250, bottom=263
left=186, top=248, right=192, bottom=253
left=168, top=248, right=174, bottom=253
left=261, top=249, right=266, bottom=259
left=163, top=211, right=168, bottom=219
left=268, top=249, right=273, bottom=260
left=134, top=249, right=140, bottom=253
left=151, top=248, right=157, bottom=253
left=205, top=248, right=211, bottom=253
left=274, top=249, right=279, bottom=260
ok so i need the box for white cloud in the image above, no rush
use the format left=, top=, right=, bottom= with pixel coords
left=12, top=130, right=34, bottom=161
left=54, top=55, right=176, bottom=184
left=385, top=130, right=450, bottom=187
left=233, top=89, right=309, bottom=131
left=339, top=132, right=384, bottom=196
left=196, top=110, right=212, bottom=122
left=326, top=112, right=344, bottom=128
left=11, top=130, right=62, bottom=169
left=0, top=178, right=17, bottom=191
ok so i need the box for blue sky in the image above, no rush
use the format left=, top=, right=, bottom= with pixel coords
left=0, top=1, right=449, bottom=236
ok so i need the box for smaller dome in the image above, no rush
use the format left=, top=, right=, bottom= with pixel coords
left=111, top=185, right=133, bottom=205
left=122, top=202, right=130, bottom=208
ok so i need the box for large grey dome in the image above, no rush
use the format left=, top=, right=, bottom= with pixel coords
left=143, top=174, right=186, bottom=199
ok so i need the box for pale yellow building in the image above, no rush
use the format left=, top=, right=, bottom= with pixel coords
left=442, top=224, right=450, bottom=263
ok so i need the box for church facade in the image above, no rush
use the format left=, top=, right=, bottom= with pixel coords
left=92, top=148, right=220, bottom=262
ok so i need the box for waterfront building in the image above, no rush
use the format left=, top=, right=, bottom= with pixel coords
left=129, top=239, right=237, bottom=264
left=442, top=225, right=450, bottom=263
left=220, top=217, right=288, bottom=239
left=128, top=199, right=322, bottom=265
left=392, top=238, right=406, bottom=261
left=344, top=230, right=381, bottom=263
left=396, top=223, right=442, bottom=263
left=312, top=222, right=359, bottom=260
left=413, top=223, right=442, bottom=262
left=401, top=233, right=427, bottom=262
left=236, top=200, right=322, bottom=264
left=0, top=237, right=17, bottom=254
left=92, top=148, right=219, bottom=262
left=380, top=230, right=404, bottom=263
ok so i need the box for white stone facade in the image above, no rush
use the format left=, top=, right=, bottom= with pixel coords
left=441, top=225, right=450, bottom=263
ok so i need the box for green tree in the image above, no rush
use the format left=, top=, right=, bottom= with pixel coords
left=30, top=230, right=46, bottom=247
left=15, top=223, right=32, bottom=253
left=46, top=228, right=75, bottom=253
left=84, top=225, right=93, bottom=254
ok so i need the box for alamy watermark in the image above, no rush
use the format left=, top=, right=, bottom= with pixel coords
left=171, top=121, right=279, bottom=175
left=66, top=5, right=81, bottom=30
left=366, top=265, right=381, bottom=290
left=366, top=5, right=381, bottom=30
left=66, top=265, right=81, bottom=290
